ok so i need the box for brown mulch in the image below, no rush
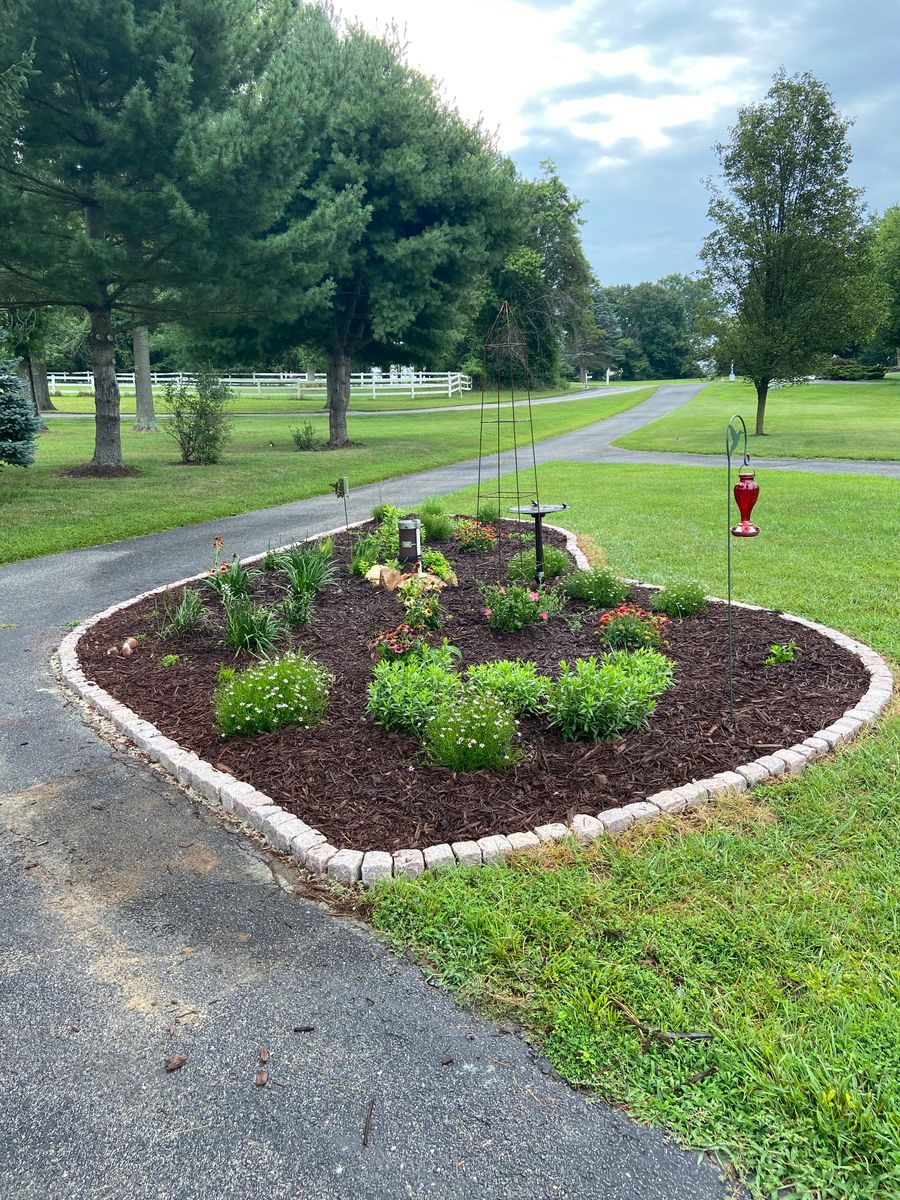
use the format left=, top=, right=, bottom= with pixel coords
left=78, top=522, right=868, bottom=853
left=60, top=463, right=143, bottom=478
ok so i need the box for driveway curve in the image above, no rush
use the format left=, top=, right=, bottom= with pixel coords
left=9, top=378, right=880, bottom=1199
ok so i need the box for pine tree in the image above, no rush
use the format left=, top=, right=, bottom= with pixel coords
left=0, top=359, right=40, bottom=467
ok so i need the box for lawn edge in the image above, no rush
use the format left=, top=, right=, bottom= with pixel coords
left=56, top=520, right=894, bottom=888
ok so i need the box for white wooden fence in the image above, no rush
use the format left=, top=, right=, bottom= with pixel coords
left=47, top=368, right=472, bottom=400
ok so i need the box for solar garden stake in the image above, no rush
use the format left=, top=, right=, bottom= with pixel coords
left=331, top=476, right=350, bottom=530
left=725, top=415, right=760, bottom=726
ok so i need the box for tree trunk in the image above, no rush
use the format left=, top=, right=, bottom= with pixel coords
left=88, top=308, right=123, bottom=469
left=326, top=349, right=351, bottom=447
left=16, top=360, right=36, bottom=415
left=131, top=325, right=157, bottom=431
left=31, top=358, right=56, bottom=411
left=754, top=380, right=769, bottom=436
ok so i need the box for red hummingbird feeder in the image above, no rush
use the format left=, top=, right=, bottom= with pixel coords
left=731, top=468, right=760, bottom=537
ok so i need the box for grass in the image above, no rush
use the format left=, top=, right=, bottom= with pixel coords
left=0, top=390, right=652, bottom=565
left=48, top=381, right=638, bottom=415
left=366, top=460, right=900, bottom=1199
left=615, top=377, right=900, bottom=460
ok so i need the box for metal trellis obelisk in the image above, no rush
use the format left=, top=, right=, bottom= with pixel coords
left=475, top=301, right=541, bottom=581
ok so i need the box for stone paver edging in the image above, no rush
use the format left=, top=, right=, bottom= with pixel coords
left=56, top=523, right=894, bottom=888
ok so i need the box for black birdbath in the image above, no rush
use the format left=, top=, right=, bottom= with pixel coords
left=507, top=502, right=568, bottom=585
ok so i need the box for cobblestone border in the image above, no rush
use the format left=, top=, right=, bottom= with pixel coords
left=56, top=521, right=894, bottom=887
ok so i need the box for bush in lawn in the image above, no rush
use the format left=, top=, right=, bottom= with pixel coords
left=465, top=659, right=549, bottom=715
left=424, top=687, right=520, bottom=771
left=545, top=649, right=675, bottom=741
left=563, top=566, right=629, bottom=609
left=164, top=369, right=231, bottom=465
left=214, top=652, right=332, bottom=737
left=0, top=360, right=40, bottom=468
left=290, top=422, right=318, bottom=451
left=158, top=587, right=209, bottom=637
left=598, top=604, right=669, bottom=650
left=421, top=510, right=455, bottom=541
left=479, top=582, right=563, bottom=632
left=222, top=594, right=285, bottom=655
left=367, top=644, right=461, bottom=734
left=507, top=545, right=571, bottom=582
left=652, top=582, right=708, bottom=618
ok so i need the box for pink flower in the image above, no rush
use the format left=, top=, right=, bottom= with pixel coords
left=483, top=608, right=492, bottom=617
left=499, top=587, right=506, bottom=595
left=540, top=611, right=549, bottom=621
left=528, top=591, right=539, bottom=602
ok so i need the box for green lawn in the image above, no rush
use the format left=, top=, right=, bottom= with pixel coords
left=616, top=377, right=900, bottom=460
left=367, top=461, right=900, bottom=1200
left=48, top=381, right=636, bottom=415
left=0, top=389, right=652, bottom=564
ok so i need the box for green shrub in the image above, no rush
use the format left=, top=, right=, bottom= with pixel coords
left=476, top=499, right=502, bottom=525
left=465, top=659, right=548, bottom=715
left=419, top=495, right=445, bottom=516
left=163, top=368, right=232, bottom=464
left=507, top=545, right=571, bottom=582
left=158, top=587, right=209, bottom=637
left=350, top=532, right=379, bottom=576
left=545, top=649, right=675, bottom=741
left=480, top=582, right=563, bottom=632
left=652, top=582, right=708, bottom=618
left=367, top=644, right=461, bottom=734
left=159, top=654, right=181, bottom=667
left=0, top=360, right=40, bottom=468
left=420, top=548, right=454, bottom=582
left=421, top=511, right=455, bottom=541
left=280, top=589, right=314, bottom=627
left=290, top=421, right=318, bottom=450
left=222, top=594, right=285, bottom=655
left=260, top=545, right=282, bottom=571
left=424, top=688, right=520, bottom=771
left=765, top=641, right=798, bottom=665
left=214, top=652, right=332, bottom=737
left=563, top=566, right=629, bottom=608
left=598, top=604, right=669, bottom=650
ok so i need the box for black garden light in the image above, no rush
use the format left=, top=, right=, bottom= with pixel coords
left=507, top=501, right=568, bottom=585
left=398, top=518, right=422, bottom=565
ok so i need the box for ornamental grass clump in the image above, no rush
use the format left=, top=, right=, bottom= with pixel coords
left=158, top=586, right=209, bottom=638
left=424, top=688, right=520, bottom=771
left=421, top=511, right=455, bottom=542
left=465, top=659, right=549, bottom=715
left=507, top=545, right=571, bottom=582
left=544, top=649, right=675, bottom=741
left=214, top=652, right=332, bottom=737
left=563, top=566, right=629, bottom=609
left=349, top=532, right=379, bottom=576
left=651, top=581, right=708, bottom=618
left=278, top=541, right=335, bottom=596
left=222, top=594, right=285, bottom=656
left=367, top=644, right=461, bottom=734
left=205, top=540, right=261, bottom=601
left=598, top=604, right=669, bottom=650
left=479, top=582, right=563, bottom=632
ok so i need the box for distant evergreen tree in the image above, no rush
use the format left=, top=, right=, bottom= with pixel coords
left=0, top=359, right=40, bottom=467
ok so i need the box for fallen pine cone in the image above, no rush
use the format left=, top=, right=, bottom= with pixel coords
left=164, top=1055, right=187, bottom=1072
left=255, top=1069, right=268, bottom=1088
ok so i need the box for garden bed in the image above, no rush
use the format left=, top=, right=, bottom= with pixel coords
left=75, top=520, right=869, bottom=853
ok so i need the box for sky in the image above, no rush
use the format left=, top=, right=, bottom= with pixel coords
left=344, top=0, right=900, bottom=285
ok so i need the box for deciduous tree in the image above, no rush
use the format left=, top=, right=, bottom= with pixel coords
left=700, top=70, right=884, bottom=434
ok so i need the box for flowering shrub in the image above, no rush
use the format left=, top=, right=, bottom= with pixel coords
left=563, top=566, right=629, bottom=609
left=545, top=649, right=675, bottom=741
left=453, top=519, right=498, bottom=553
left=214, top=652, right=332, bottom=737
left=420, top=548, right=455, bottom=582
left=424, top=688, right=520, bottom=771
left=222, top=594, right=285, bottom=655
left=651, top=582, right=708, bottom=618
left=479, top=582, right=563, bottom=632
left=598, top=604, right=669, bottom=650
left=367, top=644, right=461, bottom=734
left=368, top=622, right=428, bottom=661
left=397, top=574, right=445, bottom=631
left=465, top=659, right=549, bottom=715
left=507, top=545, right=571, bottom=582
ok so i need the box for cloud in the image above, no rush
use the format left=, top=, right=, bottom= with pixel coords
left=343, top=0, right=900, bottom=282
